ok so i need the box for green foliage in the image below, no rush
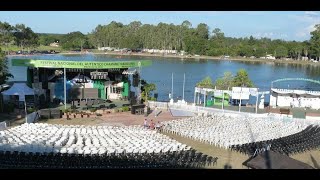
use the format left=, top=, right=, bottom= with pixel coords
left=27, top=107, right=35, bottom=114
left=232, top=69, right=254, bottom=87
left=141, top=82, right=157, bottom=102
left=60, top=31, right=91, bottom=50
left=0, top=21, right=15, bottom=49
left=275, top=45, right=288, bottom=58
left=214, top=71, right=234, bottom=90
left=310, top=24, right=320, bottom=60
left=89, top=108, right=97, bottom=112
left=13, top=24, right=39, bottom=49
left=121, top=106, right=129, bottom=112
left=62, top=108, right=71, bottom=114
left=1, top=20, right=320, bottom=60
left=0, top=49, right=13, bottom=84
left=38, top=33, right=64, bottom=46
left=150, top=97, right=157, bottom=101
left=196, top=76, right=214, bottom=88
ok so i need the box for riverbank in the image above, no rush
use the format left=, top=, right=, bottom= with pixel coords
left=59, top=51, right=320, bottom=66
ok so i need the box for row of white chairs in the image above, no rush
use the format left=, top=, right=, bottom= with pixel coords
left=163, top=113, right=308, bottom=149
left=0, top=123, right=191, bottom=154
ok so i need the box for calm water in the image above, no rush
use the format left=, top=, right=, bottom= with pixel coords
left=7, top=54, right=320, bottom=103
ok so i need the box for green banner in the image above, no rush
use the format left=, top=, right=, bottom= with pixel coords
left=11, top=59, right=152, bottom=69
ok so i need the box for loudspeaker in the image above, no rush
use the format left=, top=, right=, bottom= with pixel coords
left=133, top=74, right=139, bottom=87
left=42, top=81, right=48, bottom=89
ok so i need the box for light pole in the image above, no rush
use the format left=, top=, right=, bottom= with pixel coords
left=24, top=95, right=27, bottom=123
left=182, top=73, right=185, bottom=102
left=255, top=88, right=259, bottom=114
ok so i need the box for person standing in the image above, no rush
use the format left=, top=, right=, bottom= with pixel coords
left=150, top=120, right=155, bottom=130
left=144, top=119, right=148, bottom=128
left=155, top=121, right=163, bottom=132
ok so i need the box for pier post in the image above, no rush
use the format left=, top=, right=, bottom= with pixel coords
left=64, top=68, right=67, bottom=110
left=204, top=92, right=206, bottom=107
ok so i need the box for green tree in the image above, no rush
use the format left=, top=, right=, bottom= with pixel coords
left=141, top=82, right=156, bottom=102
left=13, top=24, right=39, bottom=50
left=275, top=45, right=288, bottom=58
left=196, top=76, right=214, bottom=88
left=60, top=31, right=89, bottom=50
left=87, top=20, right=310, bottom=58
left=38, top=34, right=63, bottom=46
left=214, top=71, right=234, bottom=90
left=0, top=49, right=13, bottom=84
left=196, top=23, right=209, bottom=40
left=211, top=28, right=225, bottom=40
left=0, top=21, right=14, bottom=53
left=233, top=69, right=254, bottom=87
left=310, top=24, right=320, bottom=61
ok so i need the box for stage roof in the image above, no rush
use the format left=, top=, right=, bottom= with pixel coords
left=11, top=59, right=152, bottom=69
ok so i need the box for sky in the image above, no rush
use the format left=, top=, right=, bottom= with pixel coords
left=0, top=11, right=319, bottom=42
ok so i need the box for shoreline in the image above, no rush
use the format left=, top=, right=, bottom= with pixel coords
left=60, top=51, right=320, bottom=66
left=8, top=51, right=320, bottom=66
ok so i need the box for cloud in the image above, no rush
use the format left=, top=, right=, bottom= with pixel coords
left=305, top=11, right=319, bottom=16
left=253, top=32, right=288, bottom=39
left=289, top=12, right=320, bottom=39
left=296, top=24, right=317, bottom=38
left=290, top=12, right=320, bottom=23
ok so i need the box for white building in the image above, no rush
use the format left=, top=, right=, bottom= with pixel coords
left=269, top=88, right=320, bottom=110
left=266, top=54, right=276, bottom=60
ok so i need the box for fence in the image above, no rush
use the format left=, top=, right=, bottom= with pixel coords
left=147, top=101, right=169, bottom=110
left=149, top=100, right=320, bottom=125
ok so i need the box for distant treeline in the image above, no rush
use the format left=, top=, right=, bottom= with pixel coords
left=1, top=21, right=320, bottom=60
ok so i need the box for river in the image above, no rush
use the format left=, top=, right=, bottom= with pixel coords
left=7, top=54, right=320, bottom=103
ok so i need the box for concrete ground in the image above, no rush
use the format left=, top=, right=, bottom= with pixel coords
left=40, top=110, right=185, bottom=126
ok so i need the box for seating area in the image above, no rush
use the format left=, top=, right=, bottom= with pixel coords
left=0, top=123, right=218, bottom=168
left=230, top=125, right=320, bottom=156
left=0, top=149, right=218, bottom=168
left=162, top=113, right=307, bottom=149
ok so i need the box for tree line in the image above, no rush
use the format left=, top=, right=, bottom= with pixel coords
left=197, top=69, right=254, bottom=90
left=1, top=20, right=320, bottom=60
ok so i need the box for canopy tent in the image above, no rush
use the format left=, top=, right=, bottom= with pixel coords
left=271, top=88, right=320, bottom=96
left=243, top=151, right=314, bottom=169
left=1, top=83, right=35, bottom=101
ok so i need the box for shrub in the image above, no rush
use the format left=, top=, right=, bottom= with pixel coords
left=62, top=108, right=70, bottom=114
left=70, top=109, right=78, bottom=113
left=89, top=108, right=97, bottom=112
left=27, top=107, right=35, bottom=114
left=122, top=106, right=129, bottom=112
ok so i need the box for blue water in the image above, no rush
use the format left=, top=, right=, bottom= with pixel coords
left=7, top=54, right=320, bottom=103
